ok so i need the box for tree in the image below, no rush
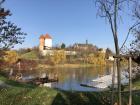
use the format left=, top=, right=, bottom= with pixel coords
left=87, top=53, right=97, bottom=64
left=0, top=0, right=26, bottom=50
left=96, top=51, right=106, bottom=65
left=3, top=50, right=18, bottom=64
left=130, top=28, right=140, bottom=63
left=51, top=50, right=66, bottom=65
left=95, top=0, right=137, bottom=105
left=105, top=48, right=113, bottom=59
left=87, top=52, right=106, bottom=65
left=130, top=1, right=140, bottom=64
left=130, top=1, right=140, bottom=55
left=61, top=43, right=66, bottom=49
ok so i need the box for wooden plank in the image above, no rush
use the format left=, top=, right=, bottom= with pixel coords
left=113, top=54, right=132, bottom=58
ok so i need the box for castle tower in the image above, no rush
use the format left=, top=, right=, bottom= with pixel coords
left=44, top=34, right=52, bottom=49
left=39, top=33, right=52, bottom=51
left=39, top=35, right=45, bottom=51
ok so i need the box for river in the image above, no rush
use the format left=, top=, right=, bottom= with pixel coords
left=13, top=66, right=117, bottom=91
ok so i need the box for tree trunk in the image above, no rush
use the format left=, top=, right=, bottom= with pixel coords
left=114, top=0, right=121, bottom=105
left=129, top=57, right=132, bottom=105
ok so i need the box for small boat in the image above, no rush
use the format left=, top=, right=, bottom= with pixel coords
left=33, top=77, right=58, bottom=85
left=11, top=74, right=58, bottom=85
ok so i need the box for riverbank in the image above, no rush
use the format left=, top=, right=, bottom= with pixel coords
left=0, top=74, right=140, bottom=105
left=37, top=63, right=108, bottom=69
left=0, top=74, right=111, bottom=105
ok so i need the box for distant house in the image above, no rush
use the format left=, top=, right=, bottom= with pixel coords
left=73, top=43, right=95, bottom=50
left=39, top=33, right=52, bottom=51
left=108, top=56, right=114, bottom=61
left=73, top=43, right=98, bottom=53
left=98, top=48, right=106, bottom=53
left=65, top=51, right=77, bottom=56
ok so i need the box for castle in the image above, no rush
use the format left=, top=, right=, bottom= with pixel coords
left=39, top=33, right=52, bottom=51
left=39, top=33, right=77, bottom=56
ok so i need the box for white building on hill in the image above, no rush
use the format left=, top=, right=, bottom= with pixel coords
left=39, top=33, right=52, bottom=51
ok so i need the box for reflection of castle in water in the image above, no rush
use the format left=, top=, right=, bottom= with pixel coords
left=10, top=66, right=122, bottom=91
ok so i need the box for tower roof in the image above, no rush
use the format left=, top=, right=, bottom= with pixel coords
left=39, top=35, right=45, bottom=39
left=44, top=33, right=52, bottom=39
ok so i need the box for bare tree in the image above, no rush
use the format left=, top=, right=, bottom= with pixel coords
left=120, top=1, right=140, bottom=54
left=130, top=1, right=140, bottom=55
left=95, top=0, right=138, bottom=105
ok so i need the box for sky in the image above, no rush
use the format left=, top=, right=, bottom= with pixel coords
left=3, top=0, right=134, bottom=51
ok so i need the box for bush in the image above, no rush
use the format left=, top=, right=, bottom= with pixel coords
left=3, top=50, right=19, bottom=64
left=51, top=50, right=66, bottom=65
left=13, top=59, right=38, bottom=70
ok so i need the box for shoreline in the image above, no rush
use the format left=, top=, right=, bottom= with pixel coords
left=37, top=63, right=108, bottom=69
left=0, top=74, right=140, bottom=105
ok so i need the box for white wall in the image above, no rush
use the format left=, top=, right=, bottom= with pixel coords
left=41, top=50, right=53, bottom=56
left=108, top=56, right=114, bottom=61
left=45, top=39, right=52, bottom=48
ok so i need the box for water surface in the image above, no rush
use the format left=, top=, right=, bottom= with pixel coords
left=15, top=66, right=114, bottom=91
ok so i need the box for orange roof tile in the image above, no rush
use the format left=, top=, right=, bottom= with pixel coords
left=44, top=33, right=52, bottom=39
left=39, top=35, right=45, bottom=39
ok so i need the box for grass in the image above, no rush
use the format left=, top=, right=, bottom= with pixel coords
left=133, top=78, right=140, bottom=89
left=0, top=87, right=57, bottom=105
left=0, top=74, right=58, bottom=105
left=133, top=81, right=140, bottom=89
left=123, top=78, right=140, bottom=91
left=21, top=51, right=38, bottom=60
left=0, top=74, right=140, bottom=105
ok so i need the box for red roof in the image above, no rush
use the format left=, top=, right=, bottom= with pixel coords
left=39, top=34, right=52, bottom=39
left=44, top=34, right=52, bottom=39
left=39, top=35, right=45, bottom=39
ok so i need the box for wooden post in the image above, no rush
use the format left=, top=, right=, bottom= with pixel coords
left=18, top=61, right=21, bottom=71
left=111, top=58, right=116, bottom=105
left=114, top=54, right=133, bottom=105
left=113, top=57, right=121, bottom=105
left=117, top=58, right=121, bottom=105
left=129, top=57, right=132, bottom=105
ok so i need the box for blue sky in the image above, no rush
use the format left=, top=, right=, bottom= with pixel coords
left=3, top=0, right=134, bottom=51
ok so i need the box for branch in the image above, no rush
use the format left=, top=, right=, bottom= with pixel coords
left=120, top=22, right=140, bottom=51
left=103, top=2, right=115, bottom=37
left=0, top=0, right=5, bottom=5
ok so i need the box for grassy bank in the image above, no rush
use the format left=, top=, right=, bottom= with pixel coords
left=1, top=74, right=111, bottom=105
left=124, top=78, right=140, bottom=90
left=133, top=80, right=140, bottom=89
left=0, top=74, right=140, bottom=105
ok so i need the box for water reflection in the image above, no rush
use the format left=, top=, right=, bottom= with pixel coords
left=14, top=66, right=113, bottom=91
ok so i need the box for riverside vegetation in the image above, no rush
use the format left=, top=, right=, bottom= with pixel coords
left=0, top=47, right=140, bottom=105
left=0, top=73, right=140, bottom=105
left=0, top=0, right=140, bottom=104
left=0, top=47, right=120, bottom=70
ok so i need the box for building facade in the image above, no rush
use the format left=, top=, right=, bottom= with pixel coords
left=39, top=33, right=52, bottom=51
